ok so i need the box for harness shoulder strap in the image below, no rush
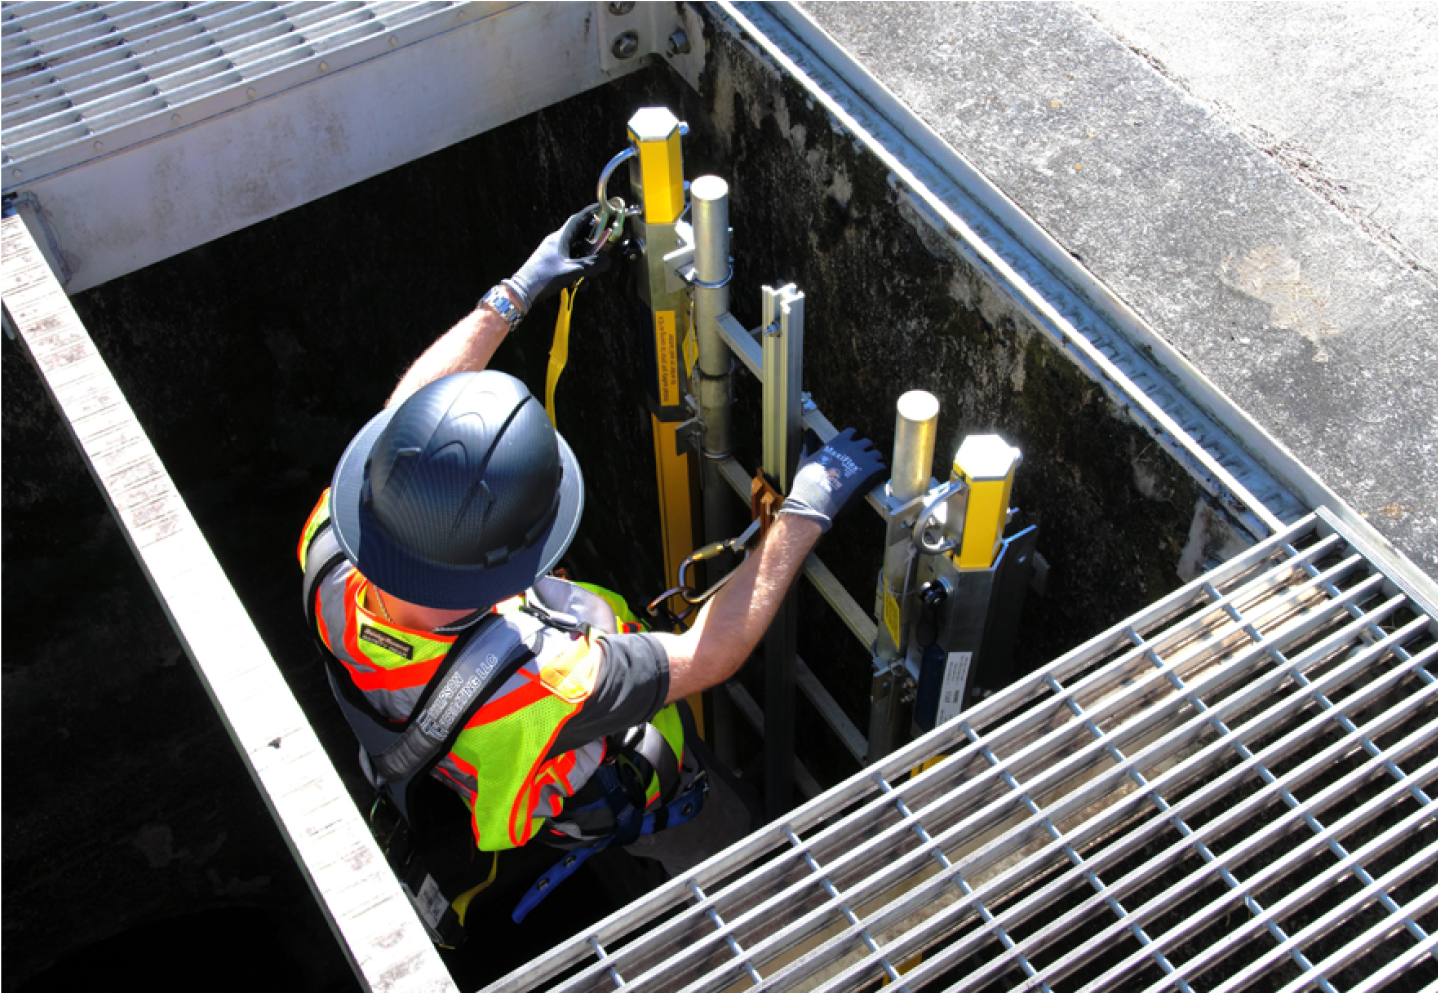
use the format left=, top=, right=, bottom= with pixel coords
left=370, top=610, right=540, bottom=788
left=612, top=722, right=682, bottom=806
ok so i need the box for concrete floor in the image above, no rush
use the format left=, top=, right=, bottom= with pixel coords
left=795, top=1, right=1438, bottom=575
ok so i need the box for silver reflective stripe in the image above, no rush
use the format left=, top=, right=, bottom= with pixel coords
left=434, top=754, right=478, bottom=795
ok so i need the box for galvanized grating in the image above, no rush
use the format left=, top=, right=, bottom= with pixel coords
left=1, top=0, right=461, bottom=181
left=487, top=508, right=1437, bottom=993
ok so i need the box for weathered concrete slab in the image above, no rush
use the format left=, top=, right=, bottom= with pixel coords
left=1084, top=1, right=1438, bottom=275
left=795, top=0, right=1438, bottom=574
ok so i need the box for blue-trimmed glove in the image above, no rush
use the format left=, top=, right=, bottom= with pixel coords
left=778, top=428, right=887, bottom=533
left=504, top=205, right=613, bottom=313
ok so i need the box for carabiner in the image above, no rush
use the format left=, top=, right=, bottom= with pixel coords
left=592, top=146, right=638, bottom=248
left=646, top=520, right=763, bottom=621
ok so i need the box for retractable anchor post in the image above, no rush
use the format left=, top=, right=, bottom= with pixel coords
left=907, top=434, right=1036, bottom=737
left=627, top=108, right=698, bottom=607
left=627, top=107, right=708, bottom=737
left=867, top=390, right=940, bottom=762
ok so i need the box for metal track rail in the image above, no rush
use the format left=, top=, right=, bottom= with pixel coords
left=483, top=508, right=1438, bottom=993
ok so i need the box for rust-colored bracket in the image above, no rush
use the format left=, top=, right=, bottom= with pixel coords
left=751, top=471, right=783, bottom=538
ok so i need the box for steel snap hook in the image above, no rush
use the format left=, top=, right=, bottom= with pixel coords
left=646, top=520, right=763, bottom=621
left=593, top=145, right=638, bottom=245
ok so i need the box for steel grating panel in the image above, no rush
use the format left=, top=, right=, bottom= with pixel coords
left=1, top=0, right=469, bottom=183
left=488, top=509, right=1437, bottom=993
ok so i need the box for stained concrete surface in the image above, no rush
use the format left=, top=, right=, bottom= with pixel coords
left=1083, top=1, right=1438, bottom=275
left=795, top=1, right=1438, bottom=575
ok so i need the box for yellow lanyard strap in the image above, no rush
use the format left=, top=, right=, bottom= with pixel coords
left=544, top=280, right=580, bottom=424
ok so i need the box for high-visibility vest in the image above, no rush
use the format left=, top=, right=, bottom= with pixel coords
left=298, top=490, right=686, bottom=851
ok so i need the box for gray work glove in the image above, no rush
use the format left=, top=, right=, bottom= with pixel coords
left=778, top=428, right=887, bottom=533
left=503, top=205, right=613, bottom=314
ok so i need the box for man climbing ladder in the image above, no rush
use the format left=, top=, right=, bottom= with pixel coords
left=299, top=203, right=886, bottom=942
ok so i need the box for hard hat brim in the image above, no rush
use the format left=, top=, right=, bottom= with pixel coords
left=328, top=402, right=586, bottom=611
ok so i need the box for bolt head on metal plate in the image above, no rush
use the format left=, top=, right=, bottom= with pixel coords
left=628, top=106, right=681, bottom=142
left=608, top=1, right=635, bottom=14
left=667, top=29, right=691, bottom=56
left=612, top=30, right=640, bottom=60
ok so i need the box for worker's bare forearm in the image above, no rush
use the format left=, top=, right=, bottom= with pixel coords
left=387, top=291, right=516, bottom=407
left=660, top=515, right=823, bottom=703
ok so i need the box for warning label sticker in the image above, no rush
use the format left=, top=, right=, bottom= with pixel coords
left=411, top=874, right=448, bottom=929
left=882, top=581, right=902, bottom=649
left=935, top=651, right=972, bottom=725
left=655, top=310, right=679, bottom=407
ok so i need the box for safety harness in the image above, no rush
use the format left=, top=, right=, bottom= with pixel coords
left=302, top=516, right=705, bottom=939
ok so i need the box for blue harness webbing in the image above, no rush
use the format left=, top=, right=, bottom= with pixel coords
left=513, top=771, right=709, bottom=922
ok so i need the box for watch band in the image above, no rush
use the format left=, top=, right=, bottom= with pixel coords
left=481, top=285, right=524, bottom=333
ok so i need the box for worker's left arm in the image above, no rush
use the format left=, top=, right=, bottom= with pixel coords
left=540, top=430, right=883, bottom=756
left=387, top=206, right=609, bottom=407
left=659, top=429, right=887, bottom=702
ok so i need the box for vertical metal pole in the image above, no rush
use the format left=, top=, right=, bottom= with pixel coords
left=891, top=391, right=940, bottom=504
left=690, top=175, right=739, bottom=763
left=761, top=284, right=803, bottom=816
left=692, top=176, right=735, bottom=546
left=867, top=390, right=940, bottom=762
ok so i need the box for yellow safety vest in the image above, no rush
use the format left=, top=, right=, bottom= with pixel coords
left=299, top=490, right=685, bottom=850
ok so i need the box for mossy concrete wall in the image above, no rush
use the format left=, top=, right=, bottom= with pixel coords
left=3, top=15, right=1243, bottom=985
left=685, top=19, right=1218, bottom=775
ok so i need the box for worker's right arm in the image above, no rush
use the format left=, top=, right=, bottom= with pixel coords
left=657, top=429, right=887, bottom=703
left=387, top=206, right=609, bottom=407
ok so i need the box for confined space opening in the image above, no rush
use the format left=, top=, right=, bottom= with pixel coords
left=4, top=38, right=1247, bottom=988
left=12, top=908, right=353, bottom=993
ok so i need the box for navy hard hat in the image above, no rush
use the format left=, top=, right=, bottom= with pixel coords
left=328, top=371, right=584, bottom=610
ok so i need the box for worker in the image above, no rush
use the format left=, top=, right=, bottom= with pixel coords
left=298, top=205, right=885, bottom=940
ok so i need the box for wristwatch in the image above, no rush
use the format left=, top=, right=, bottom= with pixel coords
left=481, top=285, right=524, bottom=333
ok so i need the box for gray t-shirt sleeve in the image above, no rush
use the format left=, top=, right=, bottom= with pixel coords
left=547, top=632, right=670, bottom=759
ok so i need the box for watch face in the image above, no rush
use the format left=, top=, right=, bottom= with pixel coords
left=486, top=288, right=520, bottom=328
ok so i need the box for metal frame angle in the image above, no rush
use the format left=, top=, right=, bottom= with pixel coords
left=759, top=282, right=804, bottom=816
left=760, top=282, right=804, bottom=493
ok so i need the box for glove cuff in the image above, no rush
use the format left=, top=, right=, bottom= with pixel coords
left=499, top=278, right=533, bottom=315
left=777, top=500, right=832, bottom=534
